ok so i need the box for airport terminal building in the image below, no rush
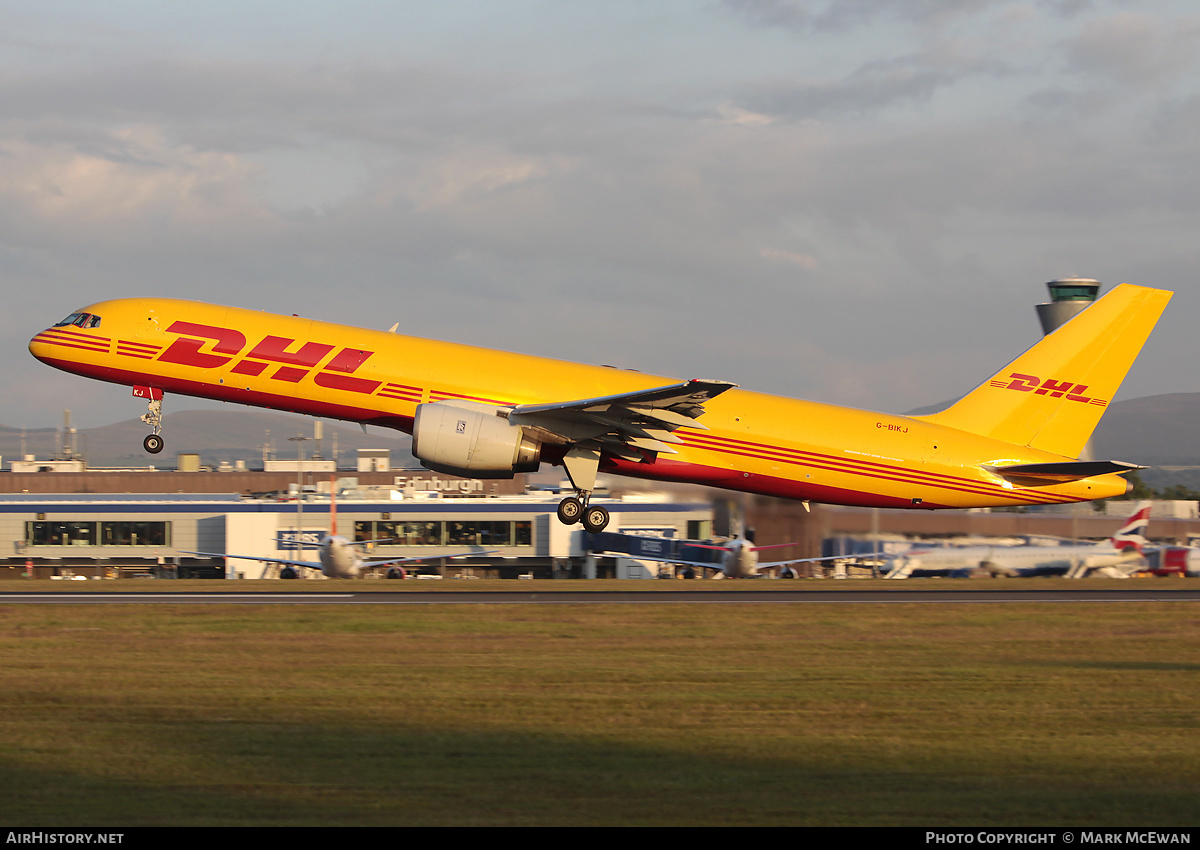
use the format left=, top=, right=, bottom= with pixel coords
left=5, top=460, right=1199, bottom=581
left=0, top=470, right=713, bottom=580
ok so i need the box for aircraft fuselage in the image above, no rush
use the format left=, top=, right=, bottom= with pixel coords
left=30, top=297, right=1133, bottom=509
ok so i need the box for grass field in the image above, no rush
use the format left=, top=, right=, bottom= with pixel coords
left=0, top=590, right=1197, bottom=826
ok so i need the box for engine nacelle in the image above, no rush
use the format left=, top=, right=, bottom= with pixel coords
left=412, top=401, right=542, bottom=478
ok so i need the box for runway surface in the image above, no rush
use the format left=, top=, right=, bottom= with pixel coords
left=2, top=587, right=1199, bottom=604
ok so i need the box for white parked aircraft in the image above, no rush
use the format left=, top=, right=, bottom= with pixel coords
left=189, top=535, right=497, bottom=579
left=188, top=489, right=496, bottom=578
left=885, top=503, right=1152, bottom=579
left=677, top=539, right=814, bottom=578
left=603, top=536, right=838, bottom=579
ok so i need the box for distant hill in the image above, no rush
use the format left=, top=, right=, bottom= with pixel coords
left=1089, top=394, right=1200, bottom=494
left=0, top=409, right=412, bottom=470
left=1090, top=394, right=1200, bottom=466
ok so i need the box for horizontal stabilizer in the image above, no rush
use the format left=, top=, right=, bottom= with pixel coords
left=985, top=460, right=1144, bottom=486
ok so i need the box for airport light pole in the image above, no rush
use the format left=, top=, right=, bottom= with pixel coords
left=289, top=435, right=311, bottom=575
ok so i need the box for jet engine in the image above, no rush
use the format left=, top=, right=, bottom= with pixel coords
left=412, top=401, right=542, bottom=478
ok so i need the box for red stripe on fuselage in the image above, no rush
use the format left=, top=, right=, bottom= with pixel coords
left=600, top=455, right=949, bottom=508
left=429, top=390, right=513, bottom=406
left=37, top=355, right=414, bottom=434
left=675, top=432, right=1070, bottom=505
left=32, top=335, right=109, bottom=354
left=40, top=329, right=111, bottom=344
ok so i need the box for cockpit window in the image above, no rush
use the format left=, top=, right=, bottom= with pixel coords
left=53, top=313, right=101, bottom=329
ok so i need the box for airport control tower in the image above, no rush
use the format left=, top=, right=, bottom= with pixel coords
left=1036, top=277, right=1101, bottom=335
left=1037, top=277, right=1102, bottom=463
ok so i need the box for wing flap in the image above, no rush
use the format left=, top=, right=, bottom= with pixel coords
left=510, top=378, right=736, bottom=464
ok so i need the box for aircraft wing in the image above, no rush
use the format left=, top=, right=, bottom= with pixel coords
left=360, top=549, right=500, bottom=568
left=600, top=551, right=717, bottom=568
left=184, top=548, right=500, bottom=573
left=181, top=550, right=322, bottom=569
left=509, top=379, right=736, bottom=458
left=756, top=554, right=886, bottom=569
left=681, top=543, right=874, bottom=570
left=603, top=551, right=871, bottom=573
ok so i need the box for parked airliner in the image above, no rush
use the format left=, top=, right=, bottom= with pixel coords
left=186, top=492, right=495, bottom=578
left=885, top=502, right=1153, bottom=579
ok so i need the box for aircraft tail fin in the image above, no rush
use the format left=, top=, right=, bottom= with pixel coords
left=917, top=284, right=1172, bottom=458
left=1111, top=500, right=1152, bottom=554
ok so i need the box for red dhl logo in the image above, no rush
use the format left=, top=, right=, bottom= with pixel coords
left=988, top=373, right=1107, bottom=407
left=157, top=321, right=380, bottom=394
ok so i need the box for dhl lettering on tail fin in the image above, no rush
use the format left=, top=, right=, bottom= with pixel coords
left=917, top=284, right=1172, bottom=458
left=29, top=284, right=1172, bottom=533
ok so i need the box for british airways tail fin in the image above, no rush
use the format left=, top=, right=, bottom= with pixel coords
left=1111, top=501, right=1152, bottom=553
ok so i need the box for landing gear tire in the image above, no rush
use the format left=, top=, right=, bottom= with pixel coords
left=582, top=505, right=610, bottom=534
left=557, top=497, right=583, bottom=525
left=143, top=434, right=164, bottom=454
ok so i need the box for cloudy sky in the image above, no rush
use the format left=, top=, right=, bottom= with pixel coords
left=3, top=0, right=1197, bottom=432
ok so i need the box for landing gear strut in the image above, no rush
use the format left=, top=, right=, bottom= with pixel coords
left=557, top=447, right=610, bottom=534
left=135, top=386, right=165, bottom=454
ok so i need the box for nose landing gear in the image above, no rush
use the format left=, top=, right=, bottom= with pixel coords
left=134, top=386, right=165, bottom=454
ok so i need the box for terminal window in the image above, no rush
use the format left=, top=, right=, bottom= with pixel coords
left=354, top=520, right=531, bottom=547
left=26, top=521, right=171, bottom=547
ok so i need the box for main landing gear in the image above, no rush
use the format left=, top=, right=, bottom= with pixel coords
left=556, top=446, right=610, bottom=534
left=556, top=495, right=610, bottom=534
left=135, top=386, right=165, bottom=454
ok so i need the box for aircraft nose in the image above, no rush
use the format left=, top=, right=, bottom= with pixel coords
left=29, top=328, right=56, bottom=364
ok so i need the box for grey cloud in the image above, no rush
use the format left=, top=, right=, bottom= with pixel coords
left=1063, top=12, right=1200, bottom=88
left=723, top=0, right=1053, bottom=33
left=4, top=5, right=1200, bottom=428
left=738, top=66, right=955, bottom=120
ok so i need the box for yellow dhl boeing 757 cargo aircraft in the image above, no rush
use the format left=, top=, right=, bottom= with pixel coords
left=30, top=284, right=1170, bottom=533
